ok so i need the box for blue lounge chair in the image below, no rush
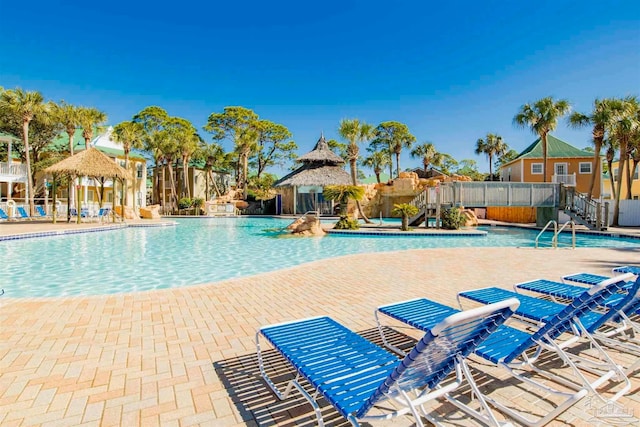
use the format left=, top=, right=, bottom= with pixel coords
left=257, top=299, right=519, bottom=427
left=35, top=206, right=50, bottom=218
left=379, top=275, right=634, bottom=427
left=94, top=207, right=111, bottom=223
left=457, top=274, right=637, bottom=404
left=563, top=266, right=639, bottom=287
left=16, top=206, right=32, bottom=220
left=0, top=207, right=8, bottom=221
left=514, top=276, right=640, bottom=373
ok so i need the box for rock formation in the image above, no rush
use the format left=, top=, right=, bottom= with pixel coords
left=286, top=213, right=326, bottom=236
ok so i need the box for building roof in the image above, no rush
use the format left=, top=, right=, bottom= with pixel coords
left=296, top=134, right=345, bottom=165
left=274, top=163, right=352, bottom=187
left=361, top=172, right=391, bottom=184
left=53, top=128, right=147, bottom=161
left=505, top=134, right=593, bottom=166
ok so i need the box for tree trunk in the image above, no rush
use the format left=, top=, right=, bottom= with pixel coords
left=242, top=151, right=249, bottom=200
left=68, top=132, right=76, bottom=208
left=607, top=159, right=616, bottom=201
left=22, top=120, right=35, bottom=216
left=124, top=153, right=130, bottom=206
left=348, top=157, right=371, bottom=223
left=161, top=165, right=166, bottom=213
left=182, top=157, right=191, bottom=199
left=401, top=215, right=409, bottom=231
left=613, top=141, right=627, bottom=226
left=395, top=152, right=401, bottom=178
left=488, top=154, right=493, bottom=181
left=626, top=154, right=633, bottom=200
left=375, top=172, right=381, bottom=184
left=587, top=128, right=604, bottom=200
left=542, top=133, right=548, bottom=183
left=208, top=170, right=221, bottom=197
left=167, top=161, right=178, bottom=213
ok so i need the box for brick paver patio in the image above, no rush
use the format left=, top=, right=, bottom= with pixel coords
left=1, top=222, right=639, bottom=426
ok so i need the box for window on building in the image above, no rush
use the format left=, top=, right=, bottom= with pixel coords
left=613, top=168, right=618, bottom=181
left=579, top=162, right=592, bottom=174
left=531, top=163, right=543, bottom=174
left=137, top=164, right=143, bottom=179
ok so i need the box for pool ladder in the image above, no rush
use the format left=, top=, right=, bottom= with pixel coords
left=535, top=220, right=576, bottom=249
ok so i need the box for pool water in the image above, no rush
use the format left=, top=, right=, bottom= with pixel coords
left=2, top=217, right=639, bottom=297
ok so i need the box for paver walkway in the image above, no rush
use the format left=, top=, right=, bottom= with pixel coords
left=1, top=232, right=639, bottom=425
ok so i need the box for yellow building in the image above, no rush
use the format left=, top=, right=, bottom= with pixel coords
left=500, top=134, right=600, bottom=198
left=601, top=160, right=640, bottom=200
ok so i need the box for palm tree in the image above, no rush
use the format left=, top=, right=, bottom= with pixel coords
left=338, top=118, right=374, bottom=222
left=77, top=107, right=107, bottom=149
left=410, top=142, right=443, bottom=174
left=202, top=142, right=228, bottom=198
left=513, top=97, right=571, bottom=182
left=608, top=96, right=640, bottom=225
left=204, top=106, right=260, bottom=200
left=177, top=127, right=201, bottom=199
left=323, top=184, right=365, bottom=228
left=362, top=150, right=390, bottom=183
left=372, top=121, right=416, bottom=178
left=568, top=98, right=623, bottom=199
left=53, top=101, right=80, bottom=155
left=474, top=133, right=507, bottom=181
left=392, top=203, right=419, bottom=231
left=0, top=88, right=48, bottom=215
left=112, top=121, right=144, bottom=209
left=133, top=106, right=170, bottom=206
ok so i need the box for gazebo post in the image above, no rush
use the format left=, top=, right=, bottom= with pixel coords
left=52, top=176, right=57, bottom=224
left=120, top=178, right=125, bottom=223
left=76, top=176, right=81, bottom=224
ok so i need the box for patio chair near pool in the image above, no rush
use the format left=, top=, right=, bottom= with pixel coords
left=513, top=275, right=640, bottom=374
left=257, top=298, right=520, bottom=427
left=562, top=265, right=639, bottom=287
left=16, top=206, right=32, bottom=220
left=456, top=274, right=636, bottom=403
left=377, top=274, right=634, bottom=427
left=0, top=207, right=8, bottom=221
left=35, top=205, right=50, bottom=219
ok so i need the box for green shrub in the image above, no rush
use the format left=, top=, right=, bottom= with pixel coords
left=178, top=197, right=192, bottom=210
left=334, top=215, right=360, bottom=230
left=441, top=207, right=466, bottom=230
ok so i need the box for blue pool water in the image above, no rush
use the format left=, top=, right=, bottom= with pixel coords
left=2, top=217, right=639, bottom=297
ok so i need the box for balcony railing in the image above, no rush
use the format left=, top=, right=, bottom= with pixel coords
left=552, top=173, right=576, bottom=187
left=0, top=162, right=28, bottom=181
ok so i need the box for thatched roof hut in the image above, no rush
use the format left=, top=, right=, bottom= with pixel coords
left=274, top=134, right=352, bottom=215
left=275, top=134, right=351, bottom=188
left=43, top=147, right=132, bottom=223
left=44, top=147, right=131, bottom=179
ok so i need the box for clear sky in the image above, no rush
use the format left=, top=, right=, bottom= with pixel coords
left=1, top=0, right=639, bottom=177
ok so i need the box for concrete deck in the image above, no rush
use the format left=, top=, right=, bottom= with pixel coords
left=1, top=221, right=639, bottom=426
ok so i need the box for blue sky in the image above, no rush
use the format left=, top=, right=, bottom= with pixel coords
left=1, top=0, right=639, bottom=177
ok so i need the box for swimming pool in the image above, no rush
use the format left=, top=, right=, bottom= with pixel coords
left=2, top=217, right=639, bottom=297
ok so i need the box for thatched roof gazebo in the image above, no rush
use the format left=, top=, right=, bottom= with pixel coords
left=274, top=134, right=351, bottom=215
left=44, top=147, right=131, bottom=223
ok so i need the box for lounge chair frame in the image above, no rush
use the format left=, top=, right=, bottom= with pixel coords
left=457, top=274, right=636, bottom=408
left=257, top=300, right=518, bottom=427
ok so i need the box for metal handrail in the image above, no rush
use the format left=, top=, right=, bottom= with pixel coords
left=555, top=220, right=576, bottom=249
left=535, top=220, right=557, bottom=248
